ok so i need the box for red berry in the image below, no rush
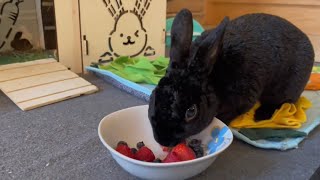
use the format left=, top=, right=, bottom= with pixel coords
left=135, top=146, right=155, bottom=162
left=116, top=144, right=135, bottom=159
left=172, top=143, right=196, bottom=161
left=162, top=151, right=181, bottom=163
left=162, top=146, right=172, bottom=152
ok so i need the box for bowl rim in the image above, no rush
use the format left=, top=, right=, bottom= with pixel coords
left=98, top=105, right=233, bottom=167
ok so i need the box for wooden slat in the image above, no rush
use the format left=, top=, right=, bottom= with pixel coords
left=204, top=3, right=320, bottom=36
left=167, top=0, right=204, bottom=13
left=55, top=0, right=83, bottom=73
left=310, top=35, right=320, bottom=63
left=17, top=85, right=98, bottom=111
left=210, top=0, right=320, bottom=6
left=0, top=58, right=57, bottom=71
left=0, top=62, right=67, bottom=82
left=0, top=60, right=98, bottom=111
left=0, top=70, right=79, bottom=93
left=203, top=2, right=320, bottom=62
left=169, top=13, right=206, bottom=24
left=7, top=78, right=92, bottom=103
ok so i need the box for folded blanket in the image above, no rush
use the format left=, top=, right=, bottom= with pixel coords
left=238, top=128, right=307, bottom=141
left=98, top=56, right=169, bottom=85
left=229, top=97, right=312, bottom=129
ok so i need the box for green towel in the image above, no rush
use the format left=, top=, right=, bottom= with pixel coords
left=239, top=128, right=307, bottom=142
left=98, top=56, right=169, bottom=85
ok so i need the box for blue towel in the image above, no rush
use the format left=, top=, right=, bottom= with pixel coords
left=86, top=67, right=320, bottom=151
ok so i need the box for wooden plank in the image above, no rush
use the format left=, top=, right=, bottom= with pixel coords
left=203, top=2, right=320, bottom=62
left=309, top=35, right=320, bottom=62
left=0, top=70, right=79, bottom=93
left=7, top=77, right=92, bottom=103
left=0, top=62, right=67, bottom=82
left=204, top=3, right=320, bottom=36
left=167, top=12, right=206, bottom=24
left=55, top=0, right=83, bottom=73
left=210, top=0, right=320, bottom=6
left=0, top=58, right=56, bottom=71
left=17, top=85, right=98, bottom=111
left=167, top=0, right=204, bottom=13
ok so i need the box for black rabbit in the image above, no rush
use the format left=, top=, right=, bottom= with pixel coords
left=148, top=9, right=314, bottom=147
left=11, top=31, right=33, bottom=51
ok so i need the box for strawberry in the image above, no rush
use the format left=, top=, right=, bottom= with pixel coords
left=162, top=146, right=172, bottom=152
left=162, top=151, right=181, bottom=163
left=115, top=142, right=135, bottom=159
left=172, top=143, right=196, bottom=161
left=135, top=146, right=155, bottom=162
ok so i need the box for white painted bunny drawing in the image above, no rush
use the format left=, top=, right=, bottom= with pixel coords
left=99, top=0, right=155, bottom=64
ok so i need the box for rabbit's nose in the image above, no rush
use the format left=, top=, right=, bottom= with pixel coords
left=127, top=36, right=131, bottom=40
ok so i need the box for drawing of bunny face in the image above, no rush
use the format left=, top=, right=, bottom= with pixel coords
left=109, top=12, right=147, bottom=57
left=98, top=0, right=156, bottom=64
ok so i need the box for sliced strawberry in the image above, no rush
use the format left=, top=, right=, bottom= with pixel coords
left=162, top=146, right=172, bottom=152
left=162, top=151, right=181, bottom=163
left=135, top=146, right=155, bottom=162
left=172, top=143, right=196, bottom=161
left=116, top=144, right=135, bottom=159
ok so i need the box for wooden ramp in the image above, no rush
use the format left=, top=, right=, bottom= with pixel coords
left=0, top=59, right=98, bottom=111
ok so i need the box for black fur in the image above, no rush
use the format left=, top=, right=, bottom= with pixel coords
left=11, top=31, right=33, bottom=51
left=148, top=9, right=314, bottom=147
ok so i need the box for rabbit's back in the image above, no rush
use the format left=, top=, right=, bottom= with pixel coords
left=212, top=13, right=314, bottom=122
left=214, top=13, right=314, bottom=92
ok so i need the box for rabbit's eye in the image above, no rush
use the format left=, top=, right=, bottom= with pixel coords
left=185, top=104, right=197, bottom=122
left=135, top=30, right=139, bottom=37
left=120, top=33, right=124, bottom=37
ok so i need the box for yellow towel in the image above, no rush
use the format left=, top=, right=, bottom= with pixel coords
left=229, top=97, right=312, bottom=129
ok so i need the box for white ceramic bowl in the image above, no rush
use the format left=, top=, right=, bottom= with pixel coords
left=98, top=105, right=233, bottom=180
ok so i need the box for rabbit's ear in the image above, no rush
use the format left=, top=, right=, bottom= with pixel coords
left=169, top=9, right=193, bottom=69
left=14, top=32, right=23, bottom=40
left=189, top=17, right=229, bottom=75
